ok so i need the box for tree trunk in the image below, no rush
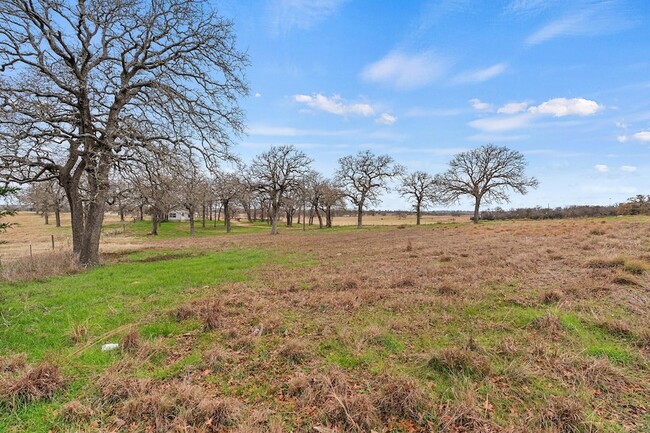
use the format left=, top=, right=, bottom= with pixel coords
left=325, top=206, right=333, bottom=228
left=119, top=207, right=125, bottom=222
left=416, top=202, right=421, bottom=225
left=151, top=211, right=159, bottom=235
left=286, top=209, right=292, bottom=227
left=54, top=206, right=61, bottom=228
left=356, top=202, right=364, bottom=228
left=473, top=196, right=481, bottom=224
left=43, top=210, right=49, bottom=225
left=202, top=204, right=206, bottom=228
left=270, top=201, right=279, bottom=235
left=314, top=206, right=323, bottom=228
left=223, top=200, right=231, bottom=233
left=189, top=208, right=196, bottom=236
left=139, top=205, right=144, bottom=221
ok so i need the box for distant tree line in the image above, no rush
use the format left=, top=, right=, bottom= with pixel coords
left=481, top=205, right=618, bottom=221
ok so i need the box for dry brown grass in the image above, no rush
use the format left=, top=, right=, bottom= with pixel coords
left=0, top=361, right=65, bottom=407
left=1, top=250, right=79, bottom=282
left=5, top=216, right=650, bottom=431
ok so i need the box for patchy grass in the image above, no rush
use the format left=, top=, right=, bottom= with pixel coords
left=0, top=216, right=649, bottom=432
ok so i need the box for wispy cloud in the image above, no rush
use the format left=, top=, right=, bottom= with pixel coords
left=376, top=113, right=397, bottom=125
left=621, top=165, right=637, bottom=172
left=361, top=50, right=451, bottom=90
left=498, top=101, right=529, bottom=114
left=525, top=3, right=635, bottom=46
left=594, top=164, right=609, bottom=172
left=633, top=131, right=650, bottom=142
left=468, top=113, right=533, bottom=132
left=452, top=63, right=508, bottom=84
left=267, top=0, right=347, bottom=36
left=294, top=93, right=374, bottom=117
left=504, top=0, right=558, bottom=16
left=469, top=98, right=493, bottom=112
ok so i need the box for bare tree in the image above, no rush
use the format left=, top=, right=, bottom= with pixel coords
left=0, top=0, right=248, bottom=265
left=122, top=147, right=177, bottom=236
left=336, top=150, right=403, bottom=228
left=437, top=144, right=539, bottom=223
left=174, top=158, right=209, bottom=237
left=319, top=180, right=345, bottom=228
left=248, top=145, right=312, bottom=235
left=398, top=171, right=442, bottom=225
left=214, top=172, right=245, bottom=233
left=20, top=180, right=66, bottom=226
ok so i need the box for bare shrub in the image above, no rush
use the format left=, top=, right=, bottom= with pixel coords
left=60, top=400, right=94, bottom=423
left=437, top=387, right=500, bottom=433
left=542, top=290, right=562, bottom=305
left=117, top=382, right=242, bottom=432
left=1, top=361, right=65, bottom=406
left=534, top=396, right=588, bottom=433
left=202, top=347, right=233, bottom=371
left=529, top=313, right=564, bottom=338
left=325, top=391, right=380, bottom=431
left=121, top=329, right=140, bottom=353
left=375, top=376, right=427, bottom=421
left=428, top=348, right=491, bottom=377
left=200, top=301, right=223, bottom=331
left=277, top=339, right=309, bottom=364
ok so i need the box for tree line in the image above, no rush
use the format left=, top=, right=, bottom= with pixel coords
left=0, top=0, right=537, bottom=265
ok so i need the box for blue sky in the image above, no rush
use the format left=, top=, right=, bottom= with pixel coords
left=221, top=0, right=650, bottom=210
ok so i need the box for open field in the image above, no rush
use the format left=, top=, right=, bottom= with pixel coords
left=0, top=213, right=649, bottom=432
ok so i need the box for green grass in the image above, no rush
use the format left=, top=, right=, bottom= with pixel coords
left=0, top=249, right=268, bottom=432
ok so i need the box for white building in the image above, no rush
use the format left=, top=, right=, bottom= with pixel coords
left=167, top=210, right=190, bottom=221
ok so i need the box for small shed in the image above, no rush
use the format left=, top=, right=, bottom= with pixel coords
left=168, top=210, right=190, bottom=222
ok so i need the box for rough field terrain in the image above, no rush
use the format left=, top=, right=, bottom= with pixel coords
left=0, top=213, right=649, bottom=432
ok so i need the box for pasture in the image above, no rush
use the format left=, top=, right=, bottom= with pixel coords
left=0, top=213, right=648, bottom=432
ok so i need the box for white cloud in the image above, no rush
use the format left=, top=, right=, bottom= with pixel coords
left=616, top=121, right=627, bottom=129
left=469, top=98, right=493, bottom=112
left=633, top=131, right=650, bottom=142
left=621, top=165, right=637, bottom=172
left=468, top=113, right=532, bottom=132
left=452, top=63, right=507, bottom=84
left=528, top=98, right=602, bottom=117
left=268, top=0, right=347, bottom=35
left=293, top=93, right=374, bottom=117
left=376, top=113, right=397, bottom=125
left=497, top=101, right=529, bottom=114
left=594, top=164, right=609, bottom=173
left=361, top=50, right=450, bottom=90
left=254, top=92, right=262, bottom=98
left=617, top=135, right=628, bottom=143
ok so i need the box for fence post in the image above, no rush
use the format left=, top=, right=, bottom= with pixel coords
left=29, top=241, right=33, bottom=258
left=51, top=235, right=55, bottom=250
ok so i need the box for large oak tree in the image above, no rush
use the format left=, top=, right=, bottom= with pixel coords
left=437, top=144, right=539, bottom=223
left=0, top=0, right=248, bottom=264
left=336, top=150, right=403, bottom=228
